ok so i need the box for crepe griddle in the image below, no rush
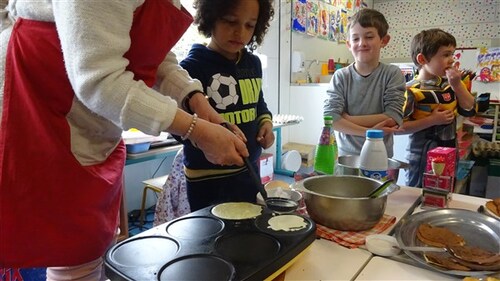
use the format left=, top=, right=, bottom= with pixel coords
left=105, top=204, right=316, bottom=280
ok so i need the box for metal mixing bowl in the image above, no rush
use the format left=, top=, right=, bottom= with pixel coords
left=336, top=155, right=409, bottom=182
left=292, top=175, right=398, bottom=231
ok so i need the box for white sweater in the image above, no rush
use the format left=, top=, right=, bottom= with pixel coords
left=0, top=0, right=202, bottom=164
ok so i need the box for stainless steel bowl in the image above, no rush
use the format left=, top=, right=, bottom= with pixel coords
left=336, top=155, right=409, bottom=182
left=292, top=175, right=398, bottom=231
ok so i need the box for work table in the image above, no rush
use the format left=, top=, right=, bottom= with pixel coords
left=278, top=187, right=497, bottom=281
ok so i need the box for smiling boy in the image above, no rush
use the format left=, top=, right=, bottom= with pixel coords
left=399, top=28, right=476, bottom=187
left=324, top=8, right=406, bottom=158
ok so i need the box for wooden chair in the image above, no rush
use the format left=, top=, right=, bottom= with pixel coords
left=139, top=175, right=168, bottom=228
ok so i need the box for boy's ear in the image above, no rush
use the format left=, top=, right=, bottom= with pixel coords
left=381, top=34, right=390, bottom=47
left=416, top=53, right=427, bottom=65
left=346, top=39, right=352, bottom=49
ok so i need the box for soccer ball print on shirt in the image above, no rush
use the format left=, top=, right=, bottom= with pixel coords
left=207, top=73, right=239, bottom=110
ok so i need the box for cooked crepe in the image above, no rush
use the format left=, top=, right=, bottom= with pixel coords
left=424, top=252, right=470, bottom=271
left=463, top=277, right=500, bottom=281
left=448, top=245, right=500, bottom=265
left=486, top=200, right=500, bottom=216
left=211, top=202, right=262, bottom=220
left=494, top=198, right=500, bottom=206
left=417, top=223, right=465, bottom=248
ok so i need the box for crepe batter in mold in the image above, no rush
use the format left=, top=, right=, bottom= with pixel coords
left=267, top=215, right=308, bottom=232
left=211, top=202, right=262, bottom=220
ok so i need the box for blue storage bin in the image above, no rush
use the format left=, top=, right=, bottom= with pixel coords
left=126, top=142, right=151, bottom=153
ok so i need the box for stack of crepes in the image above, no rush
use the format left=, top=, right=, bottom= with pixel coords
left=417, top=223, right=500, bottom=271
left=485, top=198, right=500, bottom=217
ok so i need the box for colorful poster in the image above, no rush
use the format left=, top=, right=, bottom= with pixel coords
left=318, top=2, right=329, bottom=40
left=352, top=0, right=362, bottom=13
left=475, top=47, right=500, bottom=83
left=328, top=6, right=340, bottom=42
left=292, top=0, right=307, bottom=33
left=338, top=8, right=348, bottom=43
left=346, top=0, right=353, bottom=10
left=306, top=0, right=319, bottom=36
left=352, top=0, right=367, bottom=15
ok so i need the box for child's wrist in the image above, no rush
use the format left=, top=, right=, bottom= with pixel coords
left=183, top=91, right=205, bottom=113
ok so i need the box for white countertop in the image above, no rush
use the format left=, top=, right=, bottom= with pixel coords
left=283, top=238, right=372, bottom=280
left=282, top=186, right=423, bottom=280
left=281, top=186, right=496, bottom=281
left=356, top=256, right=459, bottom=281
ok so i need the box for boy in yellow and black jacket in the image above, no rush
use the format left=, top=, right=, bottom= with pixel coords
left=398, top=29, right=476, bottom=187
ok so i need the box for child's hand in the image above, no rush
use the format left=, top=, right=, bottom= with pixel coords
left=373, top=118, right=402, bottom=135
left=256, top=121, right=275, bottom=149
left=342, top=112, right=352, bottom=121
left=430, top=105, right=454, bottom=126
left=445, top=62, right=462, bottom=88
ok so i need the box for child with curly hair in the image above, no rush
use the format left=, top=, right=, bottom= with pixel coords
left=179, top=0, right=275, bottom=211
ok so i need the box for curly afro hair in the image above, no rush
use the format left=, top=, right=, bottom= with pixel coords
left=192, top=0, right=274, bottom=49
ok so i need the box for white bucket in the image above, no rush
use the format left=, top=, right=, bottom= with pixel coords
left=281, top=150, right=302, bottom=172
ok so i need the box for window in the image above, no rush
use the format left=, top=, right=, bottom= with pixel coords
left=172, top=0, right=208, bottom=60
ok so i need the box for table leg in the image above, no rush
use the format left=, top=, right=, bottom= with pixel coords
left=273, top=127, right=295, bottom=176
left=117, top=175, right=129, bottom=242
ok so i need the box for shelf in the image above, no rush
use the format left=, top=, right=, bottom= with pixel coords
left=492, top=104, right=500, bottom=143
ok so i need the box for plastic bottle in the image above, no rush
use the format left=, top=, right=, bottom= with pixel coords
left=359, top=129, right=388, bottom=180
left=314, top=116, right=338, bottom=175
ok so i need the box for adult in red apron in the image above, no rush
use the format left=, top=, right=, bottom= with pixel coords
left=0, top=0, right=192, bottom=268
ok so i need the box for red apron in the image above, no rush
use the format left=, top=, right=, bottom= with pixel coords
left=0, top=1, right=192, bottom=267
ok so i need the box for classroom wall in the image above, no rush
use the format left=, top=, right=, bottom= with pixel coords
left=125, top=0, right=499, bottom=212
left=374, top=0, right=500, bottom=63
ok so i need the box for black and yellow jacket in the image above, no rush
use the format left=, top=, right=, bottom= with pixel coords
left=404, top=75, right=475, bottom=121
left=403, top=75, right=476, bottom=187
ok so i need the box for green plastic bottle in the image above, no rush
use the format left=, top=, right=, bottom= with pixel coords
left=314, top=116, right=338, bottom=174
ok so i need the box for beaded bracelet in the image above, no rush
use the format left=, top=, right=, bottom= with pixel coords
left=181, top=113, right=198, bottom=141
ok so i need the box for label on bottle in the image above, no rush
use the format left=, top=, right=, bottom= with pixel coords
left=359, top=169, right=388, bottom=181
left=319, top=127, right=331, bottom=145
left=359, top=131, right=388, bottom=181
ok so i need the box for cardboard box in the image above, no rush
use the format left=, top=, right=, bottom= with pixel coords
left=421, top=188, right=452, bottom=209
left=423, top=173, right=454, bottom=192
left=425, top=147, right=457, bottom=177
left=259, top=153, right=274, bottom=184
left=282, top=142, right=316, bottom=167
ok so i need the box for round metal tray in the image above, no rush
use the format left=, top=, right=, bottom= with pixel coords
left=395, top=208, right=500, bottom=277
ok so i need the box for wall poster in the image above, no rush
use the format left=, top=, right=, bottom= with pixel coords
left=306, top=0, right=319, bottom=36
left=318, top=1, right=329, bottom=40
left=292, top=0, right=307, bottom=33
left=328, top=6, right=340, bottom=42
left=291, top=0, right=368, bottom=43
left=338, top=8, right=348, bottom=43
left=475, top=47, right=500, bottom=83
